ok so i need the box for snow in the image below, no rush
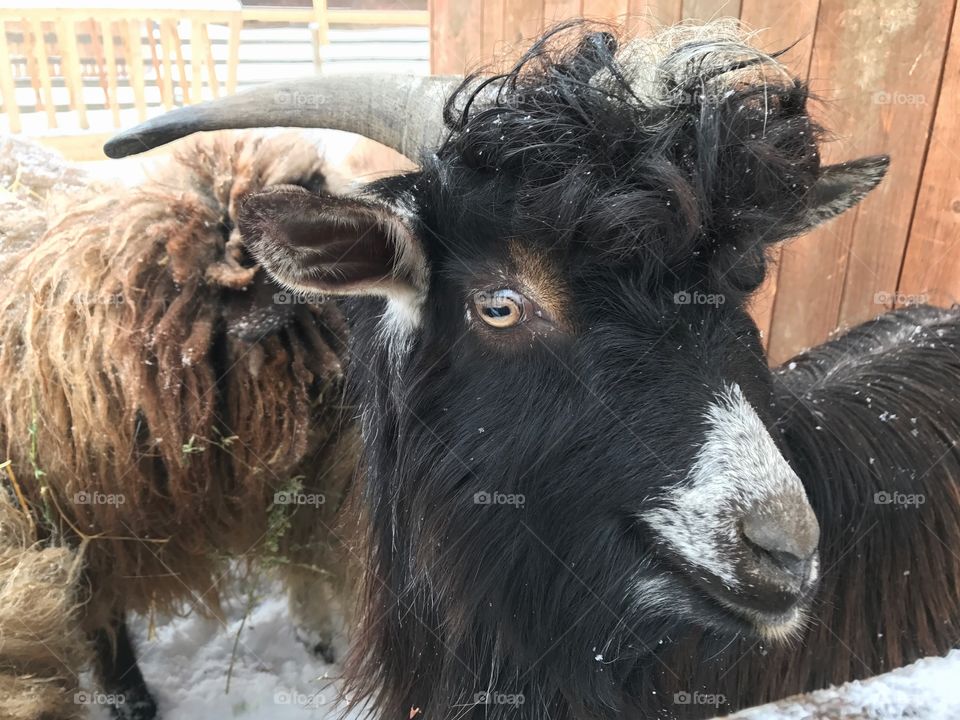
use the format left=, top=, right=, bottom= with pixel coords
left=728, top=650, right=960, bottom=719
left=80, top=574, right=960, bottom=720
left=86, top=578, right=355, bottom=720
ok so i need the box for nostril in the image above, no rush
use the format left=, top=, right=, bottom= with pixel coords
left=741, top=508, right=819, bottom=580
left=763, top=548, right=811, bottom=579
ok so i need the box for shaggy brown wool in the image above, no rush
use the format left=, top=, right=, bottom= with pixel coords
left=0, top=486, right=87, bottom=720
left=0, top=135, right=104, bottom=259
left=0, top=131, right=356, bottom=640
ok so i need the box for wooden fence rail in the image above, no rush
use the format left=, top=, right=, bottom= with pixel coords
left=0, top=2, right=428, bottom=133
left=430, top=0, right=960, bottom=364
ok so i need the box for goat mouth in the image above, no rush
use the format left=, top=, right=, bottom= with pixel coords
left=658, top=551, right=816, bottom=642
left=696, top=581, right=812, bottom=642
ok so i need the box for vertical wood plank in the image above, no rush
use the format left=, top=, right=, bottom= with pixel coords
left=190, top=19, right=203, bottom=103
left=21, top=19, right=43, bottom=112
left=626, top=0, right=682, bottom=31
left=739, top=0, right=820, bottom=343
left=836, top=0, right=955, bottom=331
left=30, top=20, right=57, bottom=129
left=481, top=0, right=506, bottom=63
left=502, top=0, right=545, bottom=61
left=0, top=22, right=20, bottom=133
left=201, top=23, right=219, bottom=99
left=158, top=19, right=176, bottom=107
left=145, top=20, right=165, bottom=105
left=165, top=19, right=190, bottom=104
left=86, top=19, right=110, bottom=107
left=682, top=0, right=741, bottom=21
left=582, top=0, right=628, bottom=23
left=739, top=0, right=819, bottom=63
left=57, top=18, right=89, bottom=129
left=124, top=20, right=147, bottom=121
left=543, top=0, right=583, bottom=27
left=226, top=15, right=241, bottom=94
left=431, top=0, right=483, bottom=74
left=312, top=0, right=329, bottom=47
left=898, top=5, right=960, bottom=307
left=102, top=20, right=120, bottom=127
left=767, top=0, right=954, bottom=364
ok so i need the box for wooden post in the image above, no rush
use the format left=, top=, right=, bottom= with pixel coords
left=226, top=14, right=241, bottom=94
left=311, top=0, right=329, bottom=70
left=165, top=18, right=190, bottom=104
left=190, top=19, right=203, bottom=103
left=200, top=23, right=218, bottom=98
left=57, top=18, right=89, bottom=129
left=29, top=19, right=56, bottom=128
left=145, top=19, right=165, bottom=106
left=157, top=18, right=175, bottom=107
left=0, top=21, right=20, bottom=133
left=102, top=21, right=120, bottom=127
left=123, top=19, right=147, bottom=121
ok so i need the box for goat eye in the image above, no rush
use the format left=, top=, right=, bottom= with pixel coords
left=473, top=289, right=527, bottom=328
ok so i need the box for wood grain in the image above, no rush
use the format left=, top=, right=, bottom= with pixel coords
left=430, top=0, right=483, bottom=74
left=767, top=0, right=955, bottom=363
left=739, top=0, right=820, bottom=343
left=682, top=0, right=741, bottom=22
left=898, top=4, right=960, bottom=307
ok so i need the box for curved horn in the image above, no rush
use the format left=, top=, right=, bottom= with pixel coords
left=104, top=74, right=462, bottom=160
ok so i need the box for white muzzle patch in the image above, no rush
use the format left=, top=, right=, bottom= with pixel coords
left=644, top=383, right=815, bottom=589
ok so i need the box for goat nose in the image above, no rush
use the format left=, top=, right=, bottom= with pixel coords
left=741, top=501, right=820, bottom=579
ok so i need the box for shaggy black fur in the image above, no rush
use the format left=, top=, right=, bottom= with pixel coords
left=434, top=22, right=825, bottom=298
left=237, top=22, right=957, bottom=720
left=636, top=305, right=960, bottom=717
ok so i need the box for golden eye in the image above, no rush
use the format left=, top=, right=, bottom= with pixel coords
left=473, top=289, right=526, bottom=328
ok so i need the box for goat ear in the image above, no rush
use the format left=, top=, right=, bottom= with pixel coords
left=239, top=186, right=425, bottom=301
left=800, top=155, right=889, bottom=231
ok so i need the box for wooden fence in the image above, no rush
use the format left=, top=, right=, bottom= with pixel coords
left=430, top=0, right=960, bottom=364
left=0, top=2, right=428, bottom=155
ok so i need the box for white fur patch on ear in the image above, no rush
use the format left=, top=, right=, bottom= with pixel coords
left=644, top=383, right=812, bottom=588
left=376, top=192, right=428, bottom=365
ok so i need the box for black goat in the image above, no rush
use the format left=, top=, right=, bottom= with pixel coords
left=101, top=20, right=960, bottom=720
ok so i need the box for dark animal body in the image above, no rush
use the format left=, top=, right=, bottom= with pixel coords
left=7, top=18, right=960, bottom=720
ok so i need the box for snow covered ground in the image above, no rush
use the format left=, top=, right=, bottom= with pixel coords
left=78, top=574, right=960, bottom=719
left=85, top=576, right=355, bottom=720
left=730, top=650, right=960, bottom=719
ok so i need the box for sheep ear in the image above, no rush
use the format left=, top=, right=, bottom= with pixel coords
left=239, top=186, right=425, bottom=300
left=800, top=155, right=889, bottom=231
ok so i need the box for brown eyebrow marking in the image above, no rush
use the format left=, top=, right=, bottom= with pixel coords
left=508, top=241, right=571, bottom=331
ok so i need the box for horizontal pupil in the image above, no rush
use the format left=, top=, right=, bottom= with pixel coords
left=485, top=305, right=512, bottom=318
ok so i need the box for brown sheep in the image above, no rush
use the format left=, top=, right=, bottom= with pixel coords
left=0, top=131, right=363, bottom=719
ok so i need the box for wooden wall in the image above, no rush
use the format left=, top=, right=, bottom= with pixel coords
left=430, top=0, right=960, bottom=364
